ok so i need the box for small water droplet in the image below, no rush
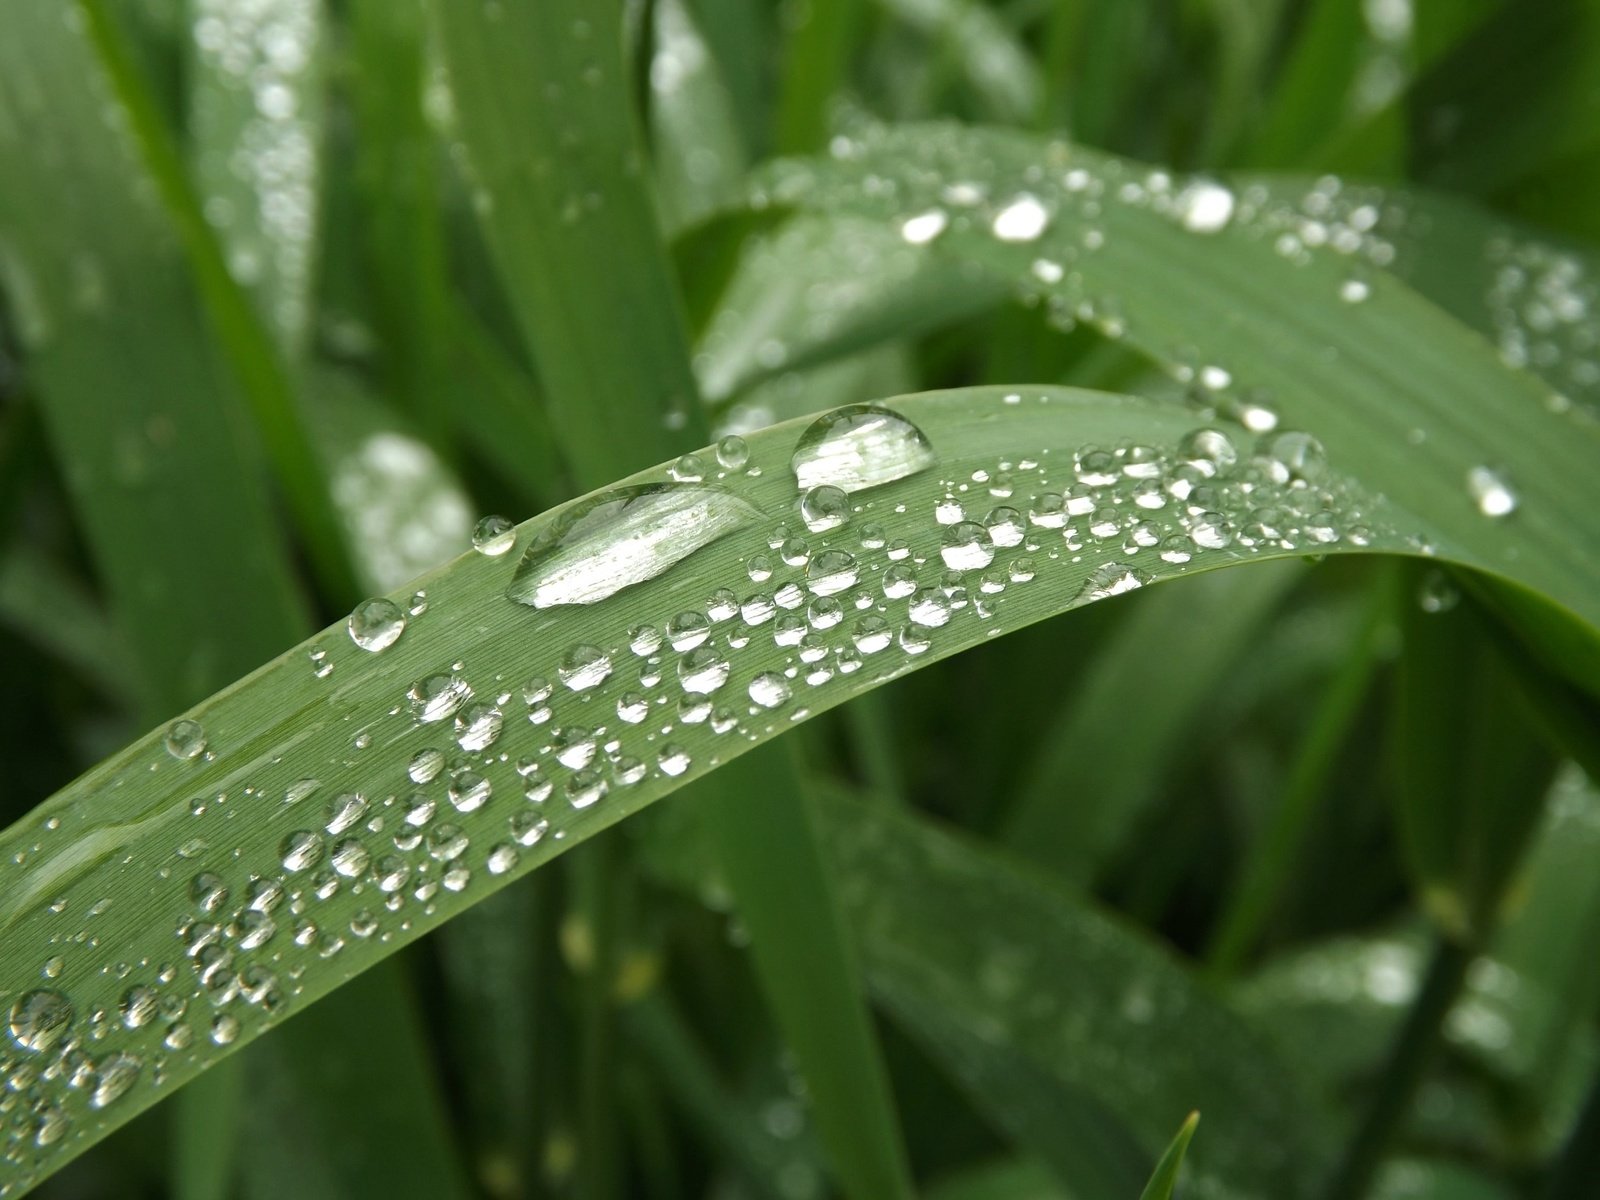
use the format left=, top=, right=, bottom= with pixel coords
left=900, top=208, right=948, bottom=245
left=89, top=1052, right=141, bottom=1109
left=409, top=673, right=472, bottom=723
left=347, top=597, right=406, bottom=652
left=749, top=672, right=792, bottom=709
left=164, top=719, right=207, bottom=761
left=715, top=435, right=749, bottom=470
left=800, top=485, right=850, bottom=533
left=992, top=194, right=1050, bottom=242
left=1176, top=180, right=1234, bottom=233
left=558, top=645, right=612, bottom=691
left=408, top=749, right=445, bottom=784
left=940, top=522, right=994, bottom=570
left=679, top=647, right=731, bottom=694
left=1077, top=563, right=1151, bottom=601
left=805, top=550, right=859, bottom=597
left=671, top=452, right=706, bottom=482
left=473, top=514, right=517, bottom=556
left=8, top=990, right=73, bottom=1052
left=280, top=830, right=325, bottom=873
left=1466, top=465, right=1517, bottom=517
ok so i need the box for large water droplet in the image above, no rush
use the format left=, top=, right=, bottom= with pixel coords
left=791, top=404, right=937, bottom=493
left=409, top=673, right=472, bottom=723
left=508, top=484, right=761, bottom=608
left=8, top=990, right=73, bottom=1052
left=347, top=597, right=406, bottom=652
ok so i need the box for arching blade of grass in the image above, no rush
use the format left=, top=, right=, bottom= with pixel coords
left=1, top=366, right=1598, bottom=1188
left=648, top=0, right=748, bottom=235
left=813, top=786, right=1321, bottom=1199
left=753, top=125, right=1600, bottom=685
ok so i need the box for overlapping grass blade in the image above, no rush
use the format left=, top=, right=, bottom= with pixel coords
left=1140, top=1112, right=1199, bottom=1200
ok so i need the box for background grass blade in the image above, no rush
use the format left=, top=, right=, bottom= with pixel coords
left=814, top=787, right=1326, bottom=1198
left=1140, top=1112, right=1199, bottom=1200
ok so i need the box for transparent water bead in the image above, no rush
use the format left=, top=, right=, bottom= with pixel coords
left=472, top=514, right=517, bottom=556
left=347, top=597, right=406, bottom=652
left=791, top=404, right=937, bottom=493
left=90, top=1053, right=142, bottom=1109
left=1466, top=465, right=1518, bottom=517
left=409, top=673, right=472, bottom=723
left=715, top=435, right=749, bottom=470
left=805, top=550, right=859, bottom=597
left=800, top=485, right=850, bottom=533
left=8, top=990, right=73, bottom=1053
left=749, top=672, right=792, bottom=709
left=164, top=719, right=207, bottom=761
left=1176, top=180, right=1235, bottom=233
left=940, top=523, right=994, bottom=570
left=991, top=194, right=1050, bottom=242
left=558, top=644, right=612, bottom=691
left=1077, top=563, right=1151, bottom=602
left=507, top=484, right=760, bottom=608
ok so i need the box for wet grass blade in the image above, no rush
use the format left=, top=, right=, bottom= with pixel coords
left=2, top=373, right=1598, bottom=1187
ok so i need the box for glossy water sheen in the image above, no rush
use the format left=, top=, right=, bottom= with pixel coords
left=507, top=484, right=762, bottom=609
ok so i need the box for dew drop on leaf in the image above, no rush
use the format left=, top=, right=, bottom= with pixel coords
left=791, top=404, right=937, bottom=493
left=347, top=597, right=406, bottom=652
left=472, top=514, right=517, bottom=556
left=164, top=719, right=207, bottom=761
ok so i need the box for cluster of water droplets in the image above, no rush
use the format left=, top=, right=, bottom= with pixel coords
left=0, top=392, right=1403, bottom=1184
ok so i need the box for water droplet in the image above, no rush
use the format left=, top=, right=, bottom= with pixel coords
left=1178, top=428, right=1238, bottom=477
left=1466, top=465, right=1517, bottom=517
left=511, top=812, right=550, bottom=846
left=1418, top=570, right=1460, bottom=613
left=325, top=792, right=369, bottom=835
left=487, top=843, right=519, bottom=875
left=908, top=588, right=952, bottom=628
left=791, top=405, right=937, bottom=493
left=455, top=704, right=504, bottom=752
left=448, top=770, right=492, bottom=812
left=882, top=563, right=918, bottom=599
left=211, top=1014, right=239, bottom=1045
left=1176, top=180, right=1234, bottom=233
left=716, top=435, right=749, bottom=470
left=992, top=194, right=1049, bottom=242
left=409, top=673, right=472, bottom=723
left=8, top=990, right=73, bottom=1052
left=164, top=719, right=207, bottom=761
left=508, top=484, right=760, bottom=608
left=280, top=830, right=325, bottom=873
left=558, top=644, right=612, bottom=691
left=679, top=647, right=731, bottom=694
left=657, top=744, right=691, bottom=776
left=347, top=597, right=406, bottom=652
left=427, top=824, right=468, bottom=861
left=1077, top=563, right=1151, bottom=601
left=1257, top=431, right=1326, bottom=483
left=749, top=673, right=792, bottom=709
left=408, top=748, right=445, bottom=784
left=800, top=485, right=850, bottom=532
left=567, top=770, right=608, bottom=810
left=940, top=523, right=994, bottom=570
left=1339, top=277, right=1371, bottom=304
left=90, top=1052, right=142, bottom=1109
left=806, top=550, right=859, bottom=597
left=853, top=616, right=892, bottom=655
left=900, top=208, right=948, bottom=245
left=473, top=514, right=517, bottom=556
left=553, top=726, right=599, bottom=770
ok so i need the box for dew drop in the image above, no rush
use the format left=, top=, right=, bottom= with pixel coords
left=408, top=748, right=445, bottom=785
left=940, top=522, right=995, bottom=570
left=89, top=1052, right=142, bottom=1109
left=409, top=673, right=472, bottom=723
left=900, top=208, right=948, bottom=245
left=679, top=647, right=731, bottom=694
left=8, top=990, right=73, bottom=1053
left=800, top=485, right=850, bottom=532
left=992, top=194, right=1049, bottom=242
left=473, top=514, right=517, bottom=556
left=455, top=704, right=504, bottom=752
left=164, top=719, right=207, bottom=761
left=1466, top=465, right=1517, bottom=517
left=806, top=549, right=859, bottom=597
left=280, top=830, right=325, bottom=873
left=558, top=644, right=612, bottom=691
left=715, top=435, right=750, bottom=470
left=347, top=597, right=406, bottom=652
left=1177, top=180, right=1235, bottom=233
left=657, top=744, right=691, bottom=776
left=791, top=405, right=937, bottom=493
left=1076, top=563, right=1151, bottom=601
left=749, top=673, right=792, bottom=709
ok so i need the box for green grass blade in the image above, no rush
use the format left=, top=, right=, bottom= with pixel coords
left=429, top=0, right=702, bottom=485
left=649, top=0, right=749, bottom=234
left=1003, top=561, right=1304, bottom=883
left=1139, top=1111, right=1199, bottom=1200
left=875, top=0, right=1042, bottom=124
left=74, top=0, right=357, bottom=602
left=774, top=0, right=868, bottom=154
left=0, top=546, right=138, bottom=709
left=2, top=372, right=1598, bottom=1187
left=0, top=2, right=311, bottom=718
left=925, top=1158, right=1072, bottom=1200
left=813, top=786, right=1327, bottom=1198
left=694, top=748, right=915, bottom=1200
left=755, top=126, right=1600, bottom=675
left=187, top=0, right=324, bottom=353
